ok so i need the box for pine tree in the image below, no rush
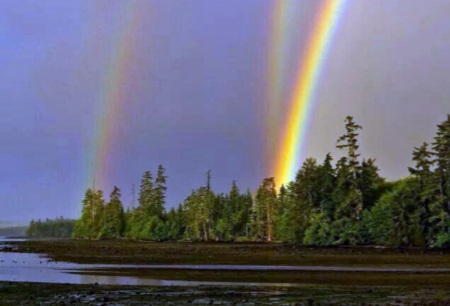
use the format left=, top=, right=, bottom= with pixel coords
left=101, top=186, right=125, bottom=238
left=139, top=171, right=154, bottom=218
left=318, top=153, right=336, bottom=218
left=153, top=165, right=167, bottom=220
left=359, top=158, right=384, bottom=210
left=73, top=188, right=105, bottom=239
left=182, top=172, right=214, bottom=241
left=228, top=181, right=241, bottom=239
left=432, top=115, right=450, bottom=209
left=183, top=187, right=210, bottom=241
left=291, top=158, right=328, bottom=244
left=365, top=178, right=422, bottom=246
left=254, top=177, right=277, bottom=241
left=336, top=116, right=362, bottom=179
left=292, top=158, right=321, bottom=210
left=275, top=184, right=291, bottom=241
left=335, top=116, right=363, bottom=218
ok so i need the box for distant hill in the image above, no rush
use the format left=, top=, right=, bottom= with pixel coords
left=0, top=226, right=27, bottom=237
left=0, top=221, right=28, bottom=229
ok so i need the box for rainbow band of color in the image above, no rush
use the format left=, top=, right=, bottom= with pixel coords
left=89, top=1, right=142, bottom=189
left=273, top=0, right=349, bottom=185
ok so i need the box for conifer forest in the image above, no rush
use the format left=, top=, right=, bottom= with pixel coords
left=48, top=115, right=450, bottom=248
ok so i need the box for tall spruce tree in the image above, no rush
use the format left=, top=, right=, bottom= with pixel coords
left=153, top=165, right=167, bottom=219
left=139, top=171, right=154, bottom=217
left=408, top=142, right=435, bottom=242
left=318, top=153, right=336, bottom=218
left=428, top=116, right=450, bottom=246
left=432, top=115, right=450, bottom=209
left=73, top=188, right=105, bottom=239
left=254, top=177, right=277, bottom=241
left=335, top=116, right=364, bottom=218
left=101, top=186, right=125, bottom=238
left=359, top=158, right=384, bottom=210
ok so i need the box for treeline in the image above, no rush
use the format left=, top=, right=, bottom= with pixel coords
left=73, top=115, right=450, bottom=248
left=27, top=217, right=75, bottom=238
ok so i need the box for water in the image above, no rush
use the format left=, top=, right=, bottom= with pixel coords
left=0, top=237, right=27, bottom=242
left=0, top=252, right=303, bottom=286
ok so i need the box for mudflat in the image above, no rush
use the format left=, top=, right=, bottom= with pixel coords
left=2, top=240, right=450, bottom=305
left=5, top=239, right=450, bottom=267
left=1, top=281, right=450, bottom=305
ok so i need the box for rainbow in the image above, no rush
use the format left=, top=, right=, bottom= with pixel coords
left=266, top=0, right=291, bottom=165
left=88, top=1, right=143, bottom=190
left=271, top=0, right=349, bottom=186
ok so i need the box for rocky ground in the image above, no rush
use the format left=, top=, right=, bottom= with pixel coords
left=2, top=281, right=449, bottom=306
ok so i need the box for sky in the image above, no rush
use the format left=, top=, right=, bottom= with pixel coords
left=0, top=0, right=449, bottom=222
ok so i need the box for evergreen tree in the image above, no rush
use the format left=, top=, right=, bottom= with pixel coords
left=139, top=171, right=154, bottom=218
left=302, top=154, right=337, bottom=246
left=69, top=114, right=450, bottom=248
left=100, top=186, right=125, bottom=238
left=153, top=165, right=167, bottom=219
left=318, top=153, right=336, bottom=218
left=275, top=184, right=294, bottom=241
left=254, top=177, right=277, bottom=241
left=365, top=179, right=422, bottom=246
left=432, top=115, right=450, bottom=209
left=335, top=116, right=363, bottom=218
left=166, top=205, right=185, bottom=240
left=27, top=218, right=75, bottom=238
left=337, top=116, right=362, bottom=179
left=408, top=142, right=435, bottom=243
left=183, top=172, right=214, bottom=241
left=73, top=188, right=105, bottom=239
left=359, top=158, right=384, bottom=210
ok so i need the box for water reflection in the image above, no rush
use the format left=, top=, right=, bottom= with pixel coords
left=0, top=236, right=26, bottom=242
left=0, top=252, right=300, bottom=287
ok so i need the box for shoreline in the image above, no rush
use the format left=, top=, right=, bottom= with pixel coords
left=1, top=240, right=450, bottom=304
left=3, top=239, right=450, bottom=267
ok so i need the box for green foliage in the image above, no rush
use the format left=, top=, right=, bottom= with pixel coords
left=364, top=178, right=423, bottom=246
left=139, top=170, right=155, bottom=218
left=253, top=177, right=277, bottom=241
left=27, top=217, right=75, bottom=238
left=72, top=188, right=105, bottom=239
left=303, top=212, right=334, bottom=246
left=99, top=186, right=126, bottom=239
left=69, top=115, right=450, bottom=248
left=153, top=165, right=168, bottom=219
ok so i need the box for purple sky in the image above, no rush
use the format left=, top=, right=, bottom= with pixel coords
left=1, top=0, right=450, bottom=223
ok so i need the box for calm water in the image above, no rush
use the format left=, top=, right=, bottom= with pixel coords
left=0, top=249, right=300, bottom=286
